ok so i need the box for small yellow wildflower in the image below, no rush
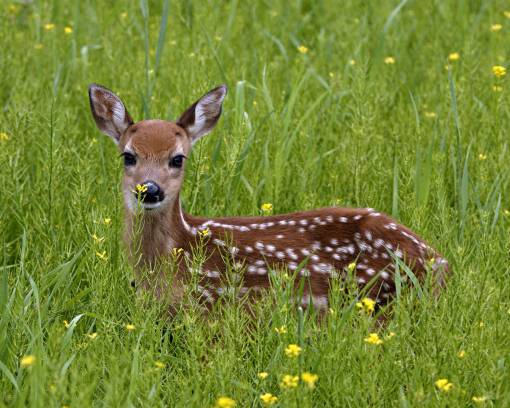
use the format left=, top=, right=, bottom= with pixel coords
left=348, top=59, right=356, bottom=66
left=297, top=45, right=309, bottom=54
left=95, top=251, right=108, bottom=261
left=472, top=396, right=488, bottom=404
left=103, top=217, right=112, bottom=225
left=448, top=52, right=460, bottom=62
left=328, top=72, right=335, bottom=78
left=91, top=234, right=105, bottom=244
left=154, top=360, right=165, bottom=369
left=504, top=209, right=510, bottom=217
left=258, top=372, right=269, bottom=380
left=261, top=202, right=273, bottom=214
left=478, top=154, right=487, bottom=160
left=125, top=323, right=136, bottom=331
left=172, top=247, right=183, bottom=256
left=135, top=184, right=148, bottom=193
left=385, top=331, right=396, bottom=340
left=504, top=11, right=510, bottom=19
left=198, top=228, right=210, bottom=238
left=492, top=65, right=506, bottom=78
left=0, top=132, right=9, bottom=141
left=435, top=378, right=454, bottom=392
left=88, top=332, right=98, bottom=340
left=356, top=297, right=376, bottom=314
left=215, top=396, right=236, bottom=408
left=493, top=85, right=503, bottom=92
left=280, top=374, right=299, bottom=389
left=44, top=23, right=55, bottom=31
left=63, top=320, right=70, bottom=328
left=347, top=262, right=356, bottom=273
left=284, top=344, right=302, bottom=358
left=424, top=111, right=437, bottom=119
left=490, top=23, right=502, bottom=32
left=301, top=372, right=319, bottom=389
left=260, top=393, right=278, bottom=405
left=479, top=321, right=484, bottom=327
left=274, top=325, right=287, bottom=335
left=384, top=56, right=395, bottom=64
left=20, top=355, right=36, bottom=368
left=34, top=43, right=44, bottom=50
left=64, top=27, right=73, bottom=34
left=120, top=12, right=128, bottom=19
left=364, top=333, right=383, bottom=345
left=458, top=350, right=466, bottom=358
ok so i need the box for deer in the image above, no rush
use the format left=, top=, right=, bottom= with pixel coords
left=88, top=83, right=448, bottom=315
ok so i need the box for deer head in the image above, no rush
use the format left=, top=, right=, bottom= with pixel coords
left=88, top=84, right=227, bottom=214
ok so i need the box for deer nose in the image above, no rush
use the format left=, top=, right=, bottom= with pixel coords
left=135, top=181, right=165, bottom=203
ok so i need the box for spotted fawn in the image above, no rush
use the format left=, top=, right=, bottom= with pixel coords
left=88, top=83, right=448, bottom=313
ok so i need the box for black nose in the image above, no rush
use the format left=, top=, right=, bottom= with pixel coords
left=135, top=181, right=165, bottom=203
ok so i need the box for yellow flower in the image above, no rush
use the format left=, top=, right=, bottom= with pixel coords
left=457, top=350, right=466, bottom=358
left=172, top=247, right=183, bottom=256
left=384, top=56, right=395, bottom=64
left=478, top=154, right=487, bottom=160
left=0, top=132, right=9, bottom=141
left=356, top=297, right=376, bottom=314
left=260, top=393, right=278, bottom=405
left=274, top=325, right=287, bottom=335
left=284, top=344, right=302, bottom=358
left=424, top=111, right=437, bottom=118
left=215, top=396, right=236, bottom=408
left=63, top=320, right=70, bottom=328
left=20, top=355, right=36, bottom=367
left=135, top=183, right=148, bottom=193
left=490, top=23, right=502, bottom=32
left=34, top=43, right=44, bottom=50
left=448, top=52, right=460, bottom=62
left=95, top=251, right=108, bottom=261
left=364, top=333, right=383, bottom=345
left=280, top=374, right=299, bottom=389
left=87, top=332, right=98, bottom=340
left=155, top=360, right=165, bottom=369
left=492, top=65, right=507, bottom=78
left=493, top=85, right=503, bottom=92
left=301, top=372, right=319, bottom=389
left=504, top=209, right=510, bottom=217
left=348, top=59, right=356, bottom=66
left=472, top=396, right=488, bottom=404
left=385, top=331, right=396, bottom=340
left=91, top=234, right=105, bottom=244
left=125, top=323, right=136, bottom=331
left=258, top=372, right=269, bottom=380
left=44, top=23, right=55, bottom=31
left=198, top=228, right=210, bottom=238
left=435, top=378, right=454, bottom=392
left=261, top=203, right=273, bottom=214
left=505, top=11, right=510, bottom=19
left=120, top=11, right=128, bottom=19
left=64, top=26, right=73, bottom=34
left=103, top=217, right=112, bottom=225
left=347, top=262, right=356, bottom=273
left=297, top=45, right=309, bottom=54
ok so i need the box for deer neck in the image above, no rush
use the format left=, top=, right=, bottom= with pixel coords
left=124, top=194, right=193, bottom=268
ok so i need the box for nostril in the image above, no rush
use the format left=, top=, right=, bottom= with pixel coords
left=145, top=182, right=160, bottom=196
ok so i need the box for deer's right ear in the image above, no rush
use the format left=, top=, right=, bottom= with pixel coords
left=88, top=84, right=133, bottom=144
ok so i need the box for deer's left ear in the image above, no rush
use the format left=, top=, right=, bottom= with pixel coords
left=88, top=84, right=133, bottom=144
left=177, top=85, right=227, bottom=144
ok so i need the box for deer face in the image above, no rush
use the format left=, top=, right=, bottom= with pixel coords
left=88, top=84, right=227, bottom=213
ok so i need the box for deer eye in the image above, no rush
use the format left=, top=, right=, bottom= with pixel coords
left=170, top=154, right=185, bottom=168
left=122, top=152, right=137, bottom=167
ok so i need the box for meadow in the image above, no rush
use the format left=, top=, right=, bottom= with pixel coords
left=1, top=0, right=510, bottom=406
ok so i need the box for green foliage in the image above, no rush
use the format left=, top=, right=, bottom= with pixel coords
left=1, top=0, right=510, bottom=406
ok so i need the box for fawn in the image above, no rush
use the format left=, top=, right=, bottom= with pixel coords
left=88, top=83, right=448, bottom=313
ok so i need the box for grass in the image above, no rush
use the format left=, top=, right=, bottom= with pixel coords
left=1, top=0, right=510, bottom=406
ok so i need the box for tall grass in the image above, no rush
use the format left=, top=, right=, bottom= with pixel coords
left=1, top=0, right=510, bottom=406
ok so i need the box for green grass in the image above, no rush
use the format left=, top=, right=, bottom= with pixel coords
left=1, top=0, right=510, bottom=406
